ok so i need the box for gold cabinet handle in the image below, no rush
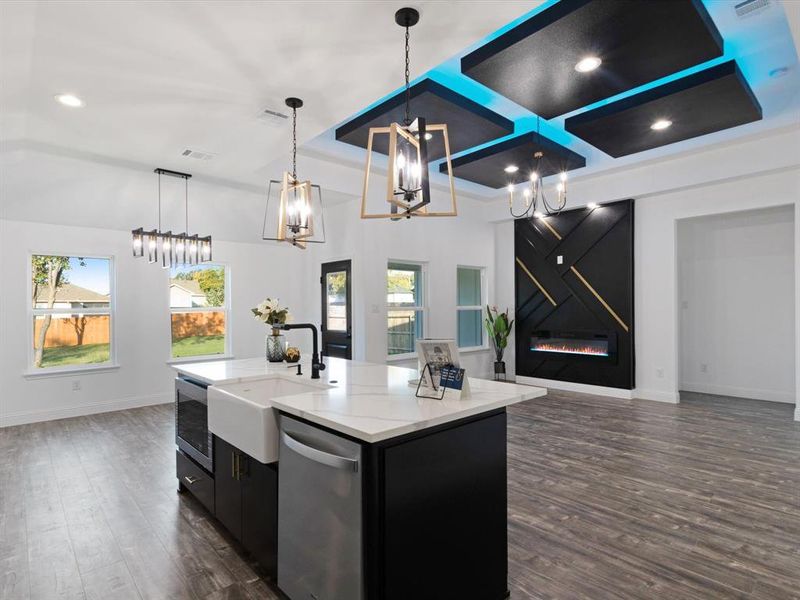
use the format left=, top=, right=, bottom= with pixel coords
left=183, top=476, right=198, bottom=485
left=231, top=452, right=236, bottom=478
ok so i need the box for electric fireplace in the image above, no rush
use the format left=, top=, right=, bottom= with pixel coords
left=530, top=331, right=616, bottom=362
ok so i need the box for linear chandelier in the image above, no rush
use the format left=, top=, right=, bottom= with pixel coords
left=132, top=168, right=212, bottom=267
left=507, top=120, right=568, bottom=219
left=360, top=7, right=457, bottom=220
left=262, top=97, right=325, bottom=249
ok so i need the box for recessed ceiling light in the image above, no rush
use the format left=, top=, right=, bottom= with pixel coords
left=504, top=165, right=519, bottom=173
left=55, top=93, right=84, bottom=108
left=575, top=56, right=602, bottom=73
left=651, top=119, right=672, bottom=131
left=587, top=202, right=599, bottom=209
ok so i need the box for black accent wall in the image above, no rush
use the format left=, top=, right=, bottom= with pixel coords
left=515, top=199, right=634, bottom=389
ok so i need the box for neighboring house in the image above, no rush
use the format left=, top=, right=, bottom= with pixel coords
left=387, top=289, right=415, bottom=305
left=170, top=279, right=208, bottom=307
left=33, top=283, right=109, bottom=309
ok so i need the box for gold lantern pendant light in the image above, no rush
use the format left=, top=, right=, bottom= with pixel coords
left=262, top=97, right=325, bottom=249
left=360, top=7, right=457, bottom=220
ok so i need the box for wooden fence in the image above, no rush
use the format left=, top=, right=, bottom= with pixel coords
left=34, top=315, right=110, bottom=348
left=171, top=311, right=225, bottom=340
left=33, top=311, right=226, bottom=348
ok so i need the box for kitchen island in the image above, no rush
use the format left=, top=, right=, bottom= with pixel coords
left=173, top=357, right=546, bottom=600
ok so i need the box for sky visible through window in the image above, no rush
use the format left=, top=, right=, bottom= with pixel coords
left=63, top=257, right=110, bottom=295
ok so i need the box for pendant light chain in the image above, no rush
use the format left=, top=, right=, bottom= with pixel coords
left=291, top=105, right=297, bottom=181
left=185, top=176, right=189, bottom=232
left=404, top=25, right=411, bottom=126
left=157, top=170, right=162, bottom=231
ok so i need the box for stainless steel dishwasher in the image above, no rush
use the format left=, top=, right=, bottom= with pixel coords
left=278, top=416, right=363, bottom=600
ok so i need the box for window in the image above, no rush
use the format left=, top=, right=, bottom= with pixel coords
left=457, top=266, right=485, bottom=348
left=30, top=255, right=114, bottom=371
left=387, top=261, right=425, bottom=356
left=170, top=264, right=229, bottom=359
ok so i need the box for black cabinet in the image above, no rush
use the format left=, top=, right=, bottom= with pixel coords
left=213, top=436, right=278, bottom=577
left=241, top=454, right=278, bottom=575
left=363, top=410, right=509, bottom=600
left=214, top=437, right=243, bottom=540
left=176, top=449, right=214, bottom=514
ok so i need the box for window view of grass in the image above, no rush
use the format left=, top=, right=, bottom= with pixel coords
left=40, top=343, right=111, bottom=369
left=171, top=335, right=225, bottom=358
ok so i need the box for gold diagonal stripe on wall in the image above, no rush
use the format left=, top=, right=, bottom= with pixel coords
left=539, top=217, right=562, bottom=240
left=516, top=257, right=557, bottom=307
left=570, top=266, right=629, bottom=332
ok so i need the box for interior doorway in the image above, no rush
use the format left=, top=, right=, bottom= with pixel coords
left=321, top=260, right=352, bottom=359
left=677, top=205, right=795, bottom=405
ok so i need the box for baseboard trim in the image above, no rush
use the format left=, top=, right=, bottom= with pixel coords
left=0, top=393, right=172, bottom=428
left=680, top=381, right=795, bottom=404
left=515, top=376, right=635, bottom=399
left=634, top=388, right=680, bottom=404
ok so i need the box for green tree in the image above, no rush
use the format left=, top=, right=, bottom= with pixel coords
left=197, top=267, right=225, bottom=306
left=31, top=256, right=84, bottom=368
left=326, top=272, right=346, bottom=298
left=387, top=270, right=415, bottom=294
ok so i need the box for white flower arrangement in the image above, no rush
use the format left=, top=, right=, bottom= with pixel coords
left=252, top=297, right=292, bottom=327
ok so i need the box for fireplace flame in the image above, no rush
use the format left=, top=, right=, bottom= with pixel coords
left=531, top=342, right=608, bottom=356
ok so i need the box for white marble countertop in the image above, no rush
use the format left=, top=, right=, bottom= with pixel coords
left=173, top=357, right=546, bottom=443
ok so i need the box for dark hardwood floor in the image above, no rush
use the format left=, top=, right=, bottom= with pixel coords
left=1, top=391, right=797, bottom=599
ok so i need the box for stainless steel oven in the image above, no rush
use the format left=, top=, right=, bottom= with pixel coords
left=175, top=377, right=213, bottom=472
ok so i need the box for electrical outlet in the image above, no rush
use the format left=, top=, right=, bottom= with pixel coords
left=72, top=380, right=81, bottom=392
left=700, top=363, right=708, bottom=373
left=557, top=255, right=564, bottom=265
left=371, top=304, right=379, bottom=314
left=656, top=368, right=664, bottom=378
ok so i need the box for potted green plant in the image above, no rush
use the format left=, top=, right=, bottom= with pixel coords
left=252, top=298, right=292, bottom=362
left=485, top=306, right=513, bottom=380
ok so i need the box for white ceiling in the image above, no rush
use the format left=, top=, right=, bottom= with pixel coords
left=0, top=0, right=534, bottom=187
left=1, top=0, right=799, bottom=239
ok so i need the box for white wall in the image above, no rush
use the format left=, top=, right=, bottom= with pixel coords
left=491, top=126, right=800, bottom=409
left=678, top=206, right=795, bottom=402
left=0, top=219, right=310, bottom=426
left=307, top=197, right=498, bottom=378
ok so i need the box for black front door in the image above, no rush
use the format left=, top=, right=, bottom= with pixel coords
left=321, top=260, right=352, bottom=359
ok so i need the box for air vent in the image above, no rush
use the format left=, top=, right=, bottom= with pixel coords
left=181, top=149, right=216, bottom=161
left=734, top=0, right=770, bottom=18
left=257, top=107, right=290, bottom=125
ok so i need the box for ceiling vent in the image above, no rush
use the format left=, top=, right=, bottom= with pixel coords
left=257, top=107, right=290, bottom=125
left=181, top=149, right=216, bottom=161
left=734, top=0, right=770, bottom=18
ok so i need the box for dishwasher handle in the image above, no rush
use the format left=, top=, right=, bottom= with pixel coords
left=281, top=431, right=359, bottom=472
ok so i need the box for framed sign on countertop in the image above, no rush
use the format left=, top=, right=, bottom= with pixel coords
left=415, top=339, right=471, bottom=397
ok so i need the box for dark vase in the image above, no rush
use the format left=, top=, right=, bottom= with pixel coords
left=494, top=361, right=506, bottom=381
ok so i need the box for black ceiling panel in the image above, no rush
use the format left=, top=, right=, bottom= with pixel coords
left=441, top=132, right=586, bottom=189
left=564, top=61, right=762, bottom=158
left=461, top=0, right=723, bottom=119
left=334, top=79, right=514, bottom=160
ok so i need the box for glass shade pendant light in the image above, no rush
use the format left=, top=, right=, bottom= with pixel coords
left=262, top=97, right=325, bottom=249
left=507, top=119, right=569, bottom=220
left=360, top=7, right=457, bottom=220
left=131, top=168, right=212, bottom=265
